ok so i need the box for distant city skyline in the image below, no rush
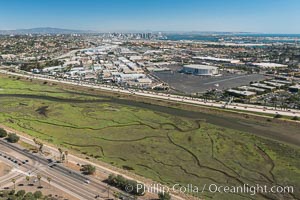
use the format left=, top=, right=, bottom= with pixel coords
left=0, top=0, right=299, bottom=34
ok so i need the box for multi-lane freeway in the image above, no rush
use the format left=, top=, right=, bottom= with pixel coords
left=0, top=138, right=132, bottom=200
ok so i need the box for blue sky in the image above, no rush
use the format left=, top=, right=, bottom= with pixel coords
left=0, top=0, right=299, bottom=33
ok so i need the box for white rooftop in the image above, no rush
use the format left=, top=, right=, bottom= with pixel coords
left=289, top=85, right=300, bottom=89
left=193, top=56, right=239, bottom=63
left=184, top=64, right=218, bottom=70
left=252, top=63, right=288, bottom=68
left=238, top=86, right=265, bottom=92
left=227, top=89, right=256, bottom=96
left=251, top=83, right=276, bottom=90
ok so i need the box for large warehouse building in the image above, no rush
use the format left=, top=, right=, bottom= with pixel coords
left=182, top=64, right=219, bottom=76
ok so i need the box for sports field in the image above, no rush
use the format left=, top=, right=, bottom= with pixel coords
left=0, top=75, right=299, bottom=199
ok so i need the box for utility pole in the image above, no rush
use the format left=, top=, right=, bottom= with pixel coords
left=107, top=185, right=110, bottom=198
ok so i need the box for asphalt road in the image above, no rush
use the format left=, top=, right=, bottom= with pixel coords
left=0, top=139, right=118, bottom=200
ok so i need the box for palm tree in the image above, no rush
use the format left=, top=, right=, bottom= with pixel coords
left=64, top=151, right=68, bottom=163
left=58, top=148, right=63, bottom=162
left=26, top=176, right=30, bottom=186
left=47, top=177, right=52, bottom=188
left=11, top=178, right=16, bottom=189
left=33, top=138, right=38, bottom=149
left=33, top=138, right=44, bottom=154
left=37, top=174, right=42, bottom=188
left=39, top=143, right=44, bottom=154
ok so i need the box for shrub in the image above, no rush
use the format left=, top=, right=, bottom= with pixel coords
left=81, top=164, right=96, bottom=175
left=107, top=174, right=145, bottom=196
left=292, top=116, right=299, bottom=121
left=274, top=114, right=282, bottom=119
left=0, top=128, right=7, bottom=138
left=33, top=191, right=43, bottom=198
left=23, top=192, right=34, bottom=200
left=158, top=192, right=171, bottom=200
left=0, top=190, right=42, bottom=200
left=7, top=133, right=20, bottom=143
left=0, top=190, right=9, bottom=198
left=7, top=195, right=17, bottom=200
left=8, top=190, right=15, bottom=195
left=16, top=190, right=26, bottom=197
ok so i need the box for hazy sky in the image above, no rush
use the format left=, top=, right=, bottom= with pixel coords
left=0, top=0, right=299, bottom=33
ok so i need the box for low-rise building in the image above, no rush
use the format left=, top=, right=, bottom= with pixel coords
left=251, top=83, right=276, bottom=91
left=182, top=64, right=219, bottom=76
left=238, top=86, right=265, bottom=94
left=226, top=89, right=256, bottom=97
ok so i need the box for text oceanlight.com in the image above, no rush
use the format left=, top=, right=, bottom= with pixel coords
left=126, top=183, right=294, bottom=196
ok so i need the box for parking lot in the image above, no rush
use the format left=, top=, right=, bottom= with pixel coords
left=153, top=71, right=266, bottom=93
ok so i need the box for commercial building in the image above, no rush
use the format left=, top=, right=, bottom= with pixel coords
left=226, top=89, right=256, bottom=98
left=250, top=83, right=276, bottom=91
left=193, top=56, right=240, bottom=64
left=182, top=64, right=219, bottom=76
left=238, top=86, right=265, bottom=94
left=251, top=63, right=288, bottom=68
left=264, top=81, right=285, bottom=88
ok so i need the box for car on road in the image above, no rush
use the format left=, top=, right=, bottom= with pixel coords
left=84, top=180, right=90, bottom=184
left=49, top=163, right=56, bottom=168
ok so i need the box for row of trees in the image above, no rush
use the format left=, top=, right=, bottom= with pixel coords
left=0, top=190, right=43, bottom=200
left=0, top=128, right=20, bottom=143
left=107, top=174, right=172, bottom=199
left=107, top=174, right=145, bottom=196
left=158, top=192, right=171, bottom=200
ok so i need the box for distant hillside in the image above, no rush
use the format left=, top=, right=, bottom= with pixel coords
left=0, top=27, right=95, bottom=35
